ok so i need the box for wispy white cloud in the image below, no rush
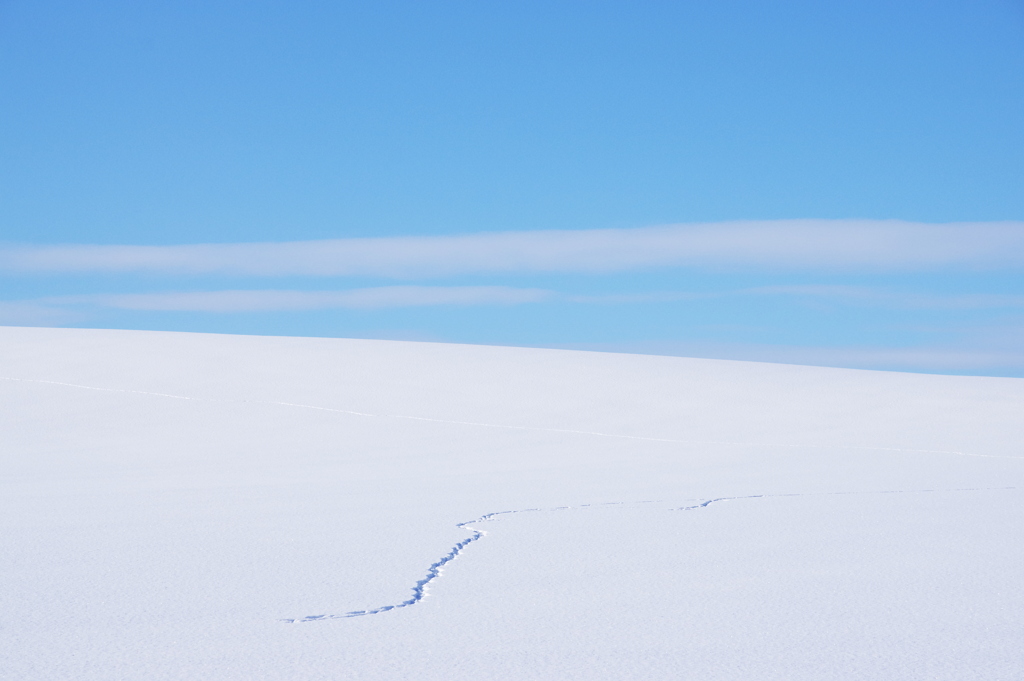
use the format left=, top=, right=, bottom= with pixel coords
left=3, top=219, right=1023, bottom=277
left=570, top=286, right=1024, bottom=310
left=565, top=291, right=712, bottom=304
left=742, top=286, right=1024, bottom=310
left=21, top=283, right=1024, bottom=315
left=0, top=301, right=81, bottom=326
left=7, top=285, right=1023, bottom=375
left=48, top=286, right=551, bottom=312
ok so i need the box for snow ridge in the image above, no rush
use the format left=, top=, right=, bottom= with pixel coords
left=282, top=486, right=1015, bottom=624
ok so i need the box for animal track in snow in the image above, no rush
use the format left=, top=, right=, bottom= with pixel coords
left=670, top=486, right=1015, bottom=510
left=3, top=377, right=1018, bottom=622
left=282, top=486, right=1016, bottom=624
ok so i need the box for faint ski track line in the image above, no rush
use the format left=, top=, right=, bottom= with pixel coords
left=2, top=376, right=1018, bottom=459
left=283, top=486, right=1016, bottom=623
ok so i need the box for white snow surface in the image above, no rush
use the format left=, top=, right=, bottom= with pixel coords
left=2, top=326, right=1022, bottom=680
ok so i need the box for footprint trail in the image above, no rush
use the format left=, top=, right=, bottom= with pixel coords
left=282, top=486, right=1015, bottom=623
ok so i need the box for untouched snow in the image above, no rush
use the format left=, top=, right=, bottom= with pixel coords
left=2, top=326, right=1022, bottom=680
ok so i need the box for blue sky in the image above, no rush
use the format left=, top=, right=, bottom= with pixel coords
left=1, top=0, right=1023, bottom=375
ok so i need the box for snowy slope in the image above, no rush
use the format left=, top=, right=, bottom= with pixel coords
left=2, top=326, right=1022, bottom=680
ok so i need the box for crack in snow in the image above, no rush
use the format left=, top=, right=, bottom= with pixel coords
left=3, top=375, right=1017, bottom=459
left=282, top=486, right=1016, bottom=624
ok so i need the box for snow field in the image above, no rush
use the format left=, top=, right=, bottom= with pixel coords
left=1, top=326, right=1022, bottom=680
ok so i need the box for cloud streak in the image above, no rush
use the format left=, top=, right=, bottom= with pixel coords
left=0, top=301, right=82, bottom=326
left=570, top=286, right=1024, bottom=310
left=4, top=219, right=1024, bottom=277
left=19, top=284, right=1024, bottom=314
left=48, top=286, right=550, bottom=312
left=741, top=286, right=1024, bottom=310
